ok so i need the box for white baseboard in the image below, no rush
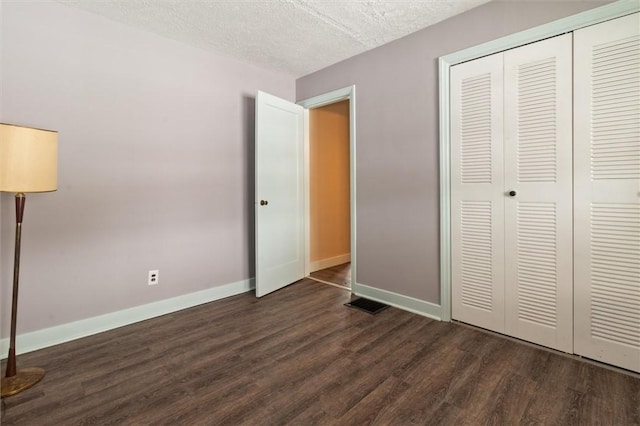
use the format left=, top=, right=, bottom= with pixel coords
left=352, top=282, right=442, bottom=321
left=1, top=278, right=255, bottom=357
left=309, top=253, right=350, bottom=273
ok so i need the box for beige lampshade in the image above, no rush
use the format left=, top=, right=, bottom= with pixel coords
left=0, top=123, right=58, bottom=193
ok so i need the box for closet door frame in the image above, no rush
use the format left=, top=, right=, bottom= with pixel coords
left=438, top=1, right=640, bottom=322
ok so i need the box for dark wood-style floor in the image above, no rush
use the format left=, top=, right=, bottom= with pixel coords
left=2, top=279, right=639, bottom=425
left=310, top=262, right=351, bottom=288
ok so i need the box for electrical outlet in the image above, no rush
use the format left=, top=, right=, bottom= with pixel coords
left=148, top=270, right=159, bottom=286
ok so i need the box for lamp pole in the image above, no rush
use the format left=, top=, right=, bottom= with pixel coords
left=5, top=193, right=26, bottom=378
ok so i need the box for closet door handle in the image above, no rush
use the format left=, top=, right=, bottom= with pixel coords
left=508, top=190, right=517, bottom=197
left=260, top=200, right=268, bottom=206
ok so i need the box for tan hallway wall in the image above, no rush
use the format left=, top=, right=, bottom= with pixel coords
left=309, top=100, right=350, bottom=268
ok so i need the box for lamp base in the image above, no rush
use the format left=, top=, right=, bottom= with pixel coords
left=1, top=368, right=45, bottom=398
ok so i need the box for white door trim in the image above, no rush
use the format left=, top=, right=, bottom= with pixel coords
left=439, top=0, right=640, bottom=321
left=298, top=85, right=356, bottom=289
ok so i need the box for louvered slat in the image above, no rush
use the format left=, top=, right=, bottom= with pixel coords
left=517, top=57, right=557, bottom=183
left=460, top=201, right=493, bottom=311
left=591, top=35, right=640, bottom=180
left=460, top=74, right=493, bottom=184
left=516, top=202, right=558, bottom=328
left=590, top=203, right=640, bottom=346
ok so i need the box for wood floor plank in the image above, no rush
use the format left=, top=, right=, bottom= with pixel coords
left=372, top=347, right=472, bottom=424
left=322, top=319, right=449, bottom=418
left=444, top=338, right=512, bottom=410
left=337, top=376, right=411, bottom=425
left=288, top=405, right=334, bottom=425
left=473, top=371, right=538, bottom=425
left=2, top=279, right=639, bottom=425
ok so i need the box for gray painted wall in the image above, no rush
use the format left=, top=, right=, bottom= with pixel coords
left=296, top=0, right=610, bottom=304
left=0, top=2, right=294, bottom=337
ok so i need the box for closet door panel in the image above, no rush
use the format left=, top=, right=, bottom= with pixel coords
left=503, top=34, right=574, bottom=352
left=451, top=53, right=505, bottom=333
left=574, top=12, right=640, bottom=372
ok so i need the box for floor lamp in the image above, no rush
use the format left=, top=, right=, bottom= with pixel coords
left=0, top=123, right=57, bottom=398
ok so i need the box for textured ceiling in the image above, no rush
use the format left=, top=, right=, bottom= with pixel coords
left=57, top=0, right=491, bottom=77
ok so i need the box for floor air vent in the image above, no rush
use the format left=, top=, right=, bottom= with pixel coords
left=345, top=297, right=389, bottom=315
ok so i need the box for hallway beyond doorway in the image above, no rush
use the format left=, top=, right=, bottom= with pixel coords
left=309, top=262, right=350, bottom=289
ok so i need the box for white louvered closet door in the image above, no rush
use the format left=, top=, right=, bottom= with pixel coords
left=451, top=53, right=506, bottom=333
left=503, top=34, right=573, bottom=352
left=574, top=13, right=640, bottom=373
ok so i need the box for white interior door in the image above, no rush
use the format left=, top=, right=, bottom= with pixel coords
left=255, top=91, right=305, bottom=297
left=451, top=52, right=506, bottom=333
left=503, top=34, right=573, bottom=352
left=574, top=13, right=640, bottom=372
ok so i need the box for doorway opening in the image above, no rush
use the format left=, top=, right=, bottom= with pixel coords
left=307, top=100, right=351, bottom=289
left=298, top=86, right=356, bottom=291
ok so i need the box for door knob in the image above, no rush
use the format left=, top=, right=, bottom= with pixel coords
left=508, top=190, right=517, bottom=197
left=260, top=200, right=268, bottom=206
